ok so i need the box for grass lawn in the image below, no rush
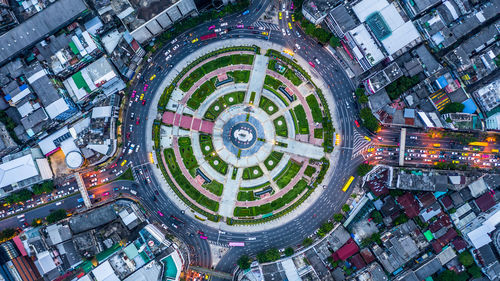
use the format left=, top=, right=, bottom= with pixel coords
left=314, top=128, right=323, bottom=139
left=237, top=191, right=256, bottom=201
left=264, top=75, right=282, bottom=90
left=242, top=166, right=264, bottom=180
left=223, top=91, right=245, bottom=106
left=306, top=94, right=323, bottom=123
left=163, top=148, right=219, bottom=212
left=263, top=85, right=290, bottom=106
left=230, top=70, right=251, bottom=83
left=203, top=98, right=225, bottom=120
left=233, top=179, right=308, bottom=217
left=274, top=161, right=301, bottom=189
left=207, top=155, right=228, bottom=175
left=259, top=96, right=279, bottom=115
left=187, top=80, right=216, bottom=109
left=293, top=105, right=309, bottom=134
left=199, top=134, right=214, bottom=156
left=304, top=166, right=316, bottom=177
left=264, top=151, right=284, bottom=171
left=178, top=137, right=198, bottom=177
left=179, top=68, right=204, bottom=92
left=273, top=116, right=288, bottom=137
left=284, top=69, right=302, bottom=86
left=203, top=181, right=223, bottom=196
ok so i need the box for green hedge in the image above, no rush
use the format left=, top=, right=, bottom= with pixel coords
left=163, top=149, right=219, bottom=212
left=284, top=69, right=302, bottom=86
left=237, top=190, right=256, bottom=201
left=259, top=96, right=279, bottom=115
left=203, top=181, right=223, bottom=196
left=223, top=91, right=246, bottom=105
left=304, top=166, right=316, bottom=177
left=273, top=116, right=288, bottom=137
left=314, top=128, right=323, bottom=139
left=178, top=137, right=198, bottom=176
left=233, top=179, right=308, bottom=217
left=186, top=80, right=216, bottom=109
left=293, top=105, right=309, bottom=134
left=274, top=161, right=301, bottom=189
left=242, top=166, right=264, bottom=180
left=230, top=70, right=251, bottom=83
left=264, top=75, right=282, bottom=89
left=306, top=94, right=323, bottom=123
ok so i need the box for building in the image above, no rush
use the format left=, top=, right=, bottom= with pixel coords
left=0, top=0, right=88, bottom=65
left=473, top=78, right=500, bottom=116
left=463, top=204, right=500, bottom=249
left=0, top=148, right=52, bottom=198
left=302, top=0, right=340, bottom=25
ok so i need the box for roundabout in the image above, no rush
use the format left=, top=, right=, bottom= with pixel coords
left=151, top=42, right=336, bottom=225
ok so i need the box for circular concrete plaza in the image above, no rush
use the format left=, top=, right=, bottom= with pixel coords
left=154, top=45, right=334, bottom=224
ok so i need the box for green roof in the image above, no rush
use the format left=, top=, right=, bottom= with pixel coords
left=124, top=244, right=139, bottom=259
left=69, top=41, right=80, bottom=55
left=424, top=230, right=434, bottom=241
left=72, top=71, right=91, bottom=93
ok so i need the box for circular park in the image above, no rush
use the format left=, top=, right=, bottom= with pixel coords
left=152, top=44, right=335, bottom=225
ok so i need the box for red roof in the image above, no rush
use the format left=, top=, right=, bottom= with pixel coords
left=350, top=254, right=366, bottom=270
left=429, top=213, right=452, bottom=233
left=397, top=193, right=420, bottom=218
left=418, top=192, right=436, bottom=208
left=440, top=196, right=453, bottom=209
left=475, top=193, right=495, bottom=212
left=438, top=228, right=458, bottom=246
left=365, top=169, right=389, bottom=197
left=432, top=240, right=443, bottom=253
left=452, top=237, right=468, bottom=252
left=335, top=239, right=359, bottom=261
left=360, top=248, right=375, bottom=264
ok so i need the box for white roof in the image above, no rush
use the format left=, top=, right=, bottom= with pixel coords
left=36, top=251, right=57, bottom=274
left=281, top=259, right=301, bottom=281
left=38, top=127, right=70, bottom=155
left=93, top=261, right=119, bottom=281
left=45, top=98, right=70, bottom=119
left=468, top=177, right=487, bottom=198
left=17, top=101, right=35, bottom=117
left=78, top=275, right=92, bottom=281
left=352, top=0, right=390, bottom=22
left=380, top=4, right=405, bottom=31
left=11, top=87, right=31, bottom=104
left=35, top=158, right=53, bottom=179
left=467, top=206, right=500, bottom=249
left=350, top=25, right=385, bottom=66
left=418, top=111, right=434, bottom=127
left=0, top=154, right=39, bottom=188
left=92, top=106, right=112, bottom=118
left=65, top=151, right=83, bottom=169
left=381, top=21, right=420, bottom=55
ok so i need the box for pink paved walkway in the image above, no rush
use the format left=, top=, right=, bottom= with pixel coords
left=180, top=64, right=252, bottom=105
left=235, top=158, right=309, bottom=207
left=160, top=149, right=216, bottom=215
left=172, top=137, right=221, bottom=201
left=266, top=70, right=315, bottom=135
left=162, top=112, right=214, bottom=134
left=179, top=51, right=255, bottom=92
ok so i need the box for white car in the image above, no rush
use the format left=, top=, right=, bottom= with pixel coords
left=116, top=170, right=124, bottom=176
left=164, top=50, right=171, bottom=56
left=135, top=145, right=140, bottom=153
left=165, top=54, right=172, bottom=62
left=56, top=202, right=62, bottom=206
left=171, top=38, right=177, bottom=44
left=282, top=28, right=286, bottom=36
left=409, top=136, right=418, bottom=139
left=221, top=22, right=228, bottom=26
left=295, top=43, right=301, bottom=50
left=214, top=28, right=221, bottom=32
left=314, top=58, right=320, bottom=64
left=258, top=27, right=265, bottom=30
left=101, top=178, right=109, bottom=183
left=172, top=44, right=180, bottom=51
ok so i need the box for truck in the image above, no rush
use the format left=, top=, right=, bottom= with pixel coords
left=200, top=33, right=217, bottom=41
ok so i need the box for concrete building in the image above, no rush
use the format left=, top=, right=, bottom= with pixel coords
left=302, top=0, right=339, bottom=25
left=0, top=148, right=52, bottom=198
left=473, top=78, right=500, bottom=115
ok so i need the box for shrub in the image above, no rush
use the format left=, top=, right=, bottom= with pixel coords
left=458, top=251, right=474, bottom=267
left=333, top=213, right=343, bottom=222
left=305, top=94, right=323, bottom=123
left=385, top=76, right=420, bottom=100
left=237, top=255, right=251, bottom=270
left=442, top=102, right=465, bottom=114
left=293, top=105, right=309, bottom=134
left=359, top=107, right=380, bottom=132
left=357, top=163, right=373, bottom=176
left=302, top=237, right=313, bottom=247
left=264, top=75, right=282, bottom=89
left=341, top=204, right=350, bottom=212
left=304, top=166, right=316, bottom=177
left=46, top=209, right=67, bottom=223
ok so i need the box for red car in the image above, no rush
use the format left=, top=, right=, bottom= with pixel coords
left=126, top=132, right=131, bottom=139
left=354, top=120, right=360, bottom=127
left=103, top=192, right=110, bottom=196
left=110, top=163, right=117, bottom=168
left=136, top=117, right=140, bottom=125
left=308, top=61, right=315, bottom=68
left=131, top=90, right=136, bottom=98
left=157, top=211, right=164, bottom=217
left=142, top=99, right=146, bottom=105
left=199, top=235, right=208, bottom=240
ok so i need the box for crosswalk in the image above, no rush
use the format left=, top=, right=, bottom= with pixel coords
left=253, top=21, right=280, bottom=31
left=351, top=130, right=371, bottom=159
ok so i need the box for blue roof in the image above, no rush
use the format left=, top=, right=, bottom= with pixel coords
left=19, top=84, right=28, bottom=91
left=4, top=94, right=11, bottom=101
left=462, top=98, right=477, bottom=114
left=436, top=76, right=448, bottom=88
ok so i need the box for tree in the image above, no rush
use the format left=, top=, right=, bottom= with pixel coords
left=342, top=204, right=350, bottom=212
left=284, top=247, right=294, bottom=257
left=256, top=252, right=267, bottom=263
left=355, top=88, right=365, bottom=97
left=371, top=210, right=383, bottom=224
left=394, top=214, right=409, bottom=225
left=333, top=213, right=343, bottom=222
left=32, top=181, right=54, bottom=195
left=359, top=108, right=380, bottom=132
left=442, top=102, right=465, bottom=114
left=5, top=189, right=33, bottom=203
left=437, top=270, right=469, bottom=281
left=302, top=237, right=313, bottom=247
left=305, top=24, right=315, bottom=35
left=358, top=94, right=368, bottom=104
left=329, top=36, right=341, bottom=48
left=46, top=209, right=67, bottom=223
left=313, top=27, right=332, bottom=43
left=467, top=264, right=482, bottom=278
left=357, top=163, right=373, bottom=176
left=237, top=255, right=251, bottom=270
left=317, top=222, right=334, bottom=237
left=458, top=251, right=474, bottom=267
left=265, top=249, right=280, bottom=262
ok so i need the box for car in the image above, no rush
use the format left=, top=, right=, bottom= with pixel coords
left=121, top=160, right=127, bottom=166
left=295, top=43, right=301, bottom=50
left=247, top=26, right=254, bottom=29
left=116, top=170, right=124, bottom=176
left=214, top=28, right=221, bottom=32
left=131, top=91, right=136, bottom=98
left=91, top=178, right=98, bottom=183
left=308, top=61, right=315, bottom=67
left=143, top=84, right=149, bottom=91
left=164, top=50, right=171, bottom=56
left=221, top=22, right=228, bottom=26
left=135, top=145, right=140, bottom=153
left=136, top=117, right=140, bottom=125
left=149, top=74, right=156, bottom=81
left=56, top=202, right=62, bottom=206
left=291, top=14, right=295, bottom=22
left=113, top=187, right=119, bottom=191
left=199, top=235, right=208, bottom=239
left=171, top=223, right=178, bottom=229
left=314, top=58, right=321, bottom=65
left=130, top=112, right=135, bottom=120
left=99, top=168, right=106, bottom=172
left=165, top=54, right=172, bottom=61
left=90, top=174, right=97, bottom=178
left=101, top=178, right=109, bottom=183
left=172, top=44, right=179, bottom=51
left=409, top=136, right=418, bottom=140
left=279, top=12, right=282, bottom=19
left=126, top=132, right=131, bottom=139
left=208, top=25, right=215, bottom=30
left=139, top=93, right=144, bottom=100
left=142, top=99, right=146, bottom=105
left=281, top=28, right=286, bottom=36
left=354, top=120, right=360, bottom=127
left=191, top=38, right=198, bottom=43
left=296, top=30, right=301, bottom=37
left=103, top=192, right=110, bottom=196
left=288, top=22, right=292, bottom=29
left=154, top=190, right=160, bottom=196
left=236, top=24, right=244, bottom=28
left=262, top=31, right=269, bottom=35
left=128, top=100, right=132, bottom=107
left=157, top=211, right=164, bottom=217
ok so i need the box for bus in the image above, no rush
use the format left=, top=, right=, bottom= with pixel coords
left=200, top=33, right=217, bottom=41
left=433, top=143, right=441, bottom=147
left=228, top=242, right=245, bottom=247
left=343, top=176, right=355, bottom=192
left=469, top=142, right=488, bottom=147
